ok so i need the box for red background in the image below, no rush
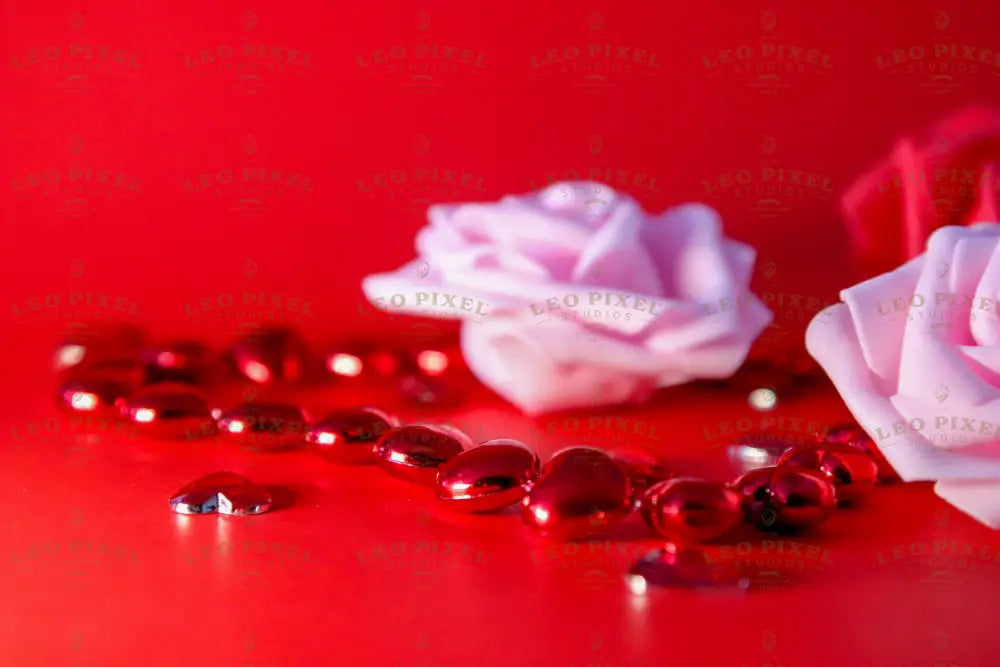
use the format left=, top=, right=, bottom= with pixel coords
left=2, top=1, right=1000, bottom=665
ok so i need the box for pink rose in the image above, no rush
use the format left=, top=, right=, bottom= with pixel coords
left=806, top=224, right=1000, bottom=528
left=362, top=181, right=772, bottom=415
left=843, top=107, right=1000, bottom=277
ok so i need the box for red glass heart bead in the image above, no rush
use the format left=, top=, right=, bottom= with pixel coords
left=435, top=439, right=540, bottom=512
left=821, top=423, right=899, bottom=483
left=216, top=403, right=309, bottom=451
left=53, top=323, right=144, bottom=373
left=57, top=377, right=133, bottom=415
left=374, top=425, right=470, bottom=484
left=325, top=345, right=408, bottom=380
left=608, top=446, right=673, bottom=505
left=305, top=407, right=398, bottom=463
left=733, top=465, right=836, bottom=531
left=777, top=443, right=878, bottom=503
left=169, top=471, right=272, bottom=516
left=227, top=327, right=308, bottom=384
left=374, top=424, right=472, bottom=485
left=521, top=446, right=632, bottom=541
left=142, top=341, right=211, bottom=385
left=119, top=383, right=217, bottom=439
left=626, top=544, right=749, bottom=593
left=640, top=478, right=744, bottom=543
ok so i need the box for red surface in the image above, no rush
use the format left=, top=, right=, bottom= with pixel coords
left=3, top=0, right=1000, bottom=665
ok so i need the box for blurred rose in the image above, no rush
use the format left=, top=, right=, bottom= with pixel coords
left=843, top=107, right=1000, bottom=277
left=807, top=224, right=1000, bottom=528
left=363, top=181, right=772, bottom=414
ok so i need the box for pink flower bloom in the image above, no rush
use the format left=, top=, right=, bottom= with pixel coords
left=807, top=224, right=1000, bottom=528
left=363, top=182, right=772, bottom=414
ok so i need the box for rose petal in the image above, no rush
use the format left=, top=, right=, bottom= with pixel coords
left=807, top=303, right=1000, bottom=481
left=934, top=480, right=1000, bottom=528
left=460, top=322, right=651, bottom=415
left=571, top=198, right=663, bottom=297
left=841, top=256, right=924, bottom=391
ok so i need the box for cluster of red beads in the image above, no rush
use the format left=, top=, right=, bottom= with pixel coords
left=52, top=325, right=890, bottom=578
left=54, top=324, right=471, bottom=434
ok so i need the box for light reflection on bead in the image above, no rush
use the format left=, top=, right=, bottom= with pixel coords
left=143, top=341, right=211, bottom=385
left=57, top=378, right=132, bottom=414
left=627, top=544, right=749, bottom=592
left=747, top=387, right=778, bottom=411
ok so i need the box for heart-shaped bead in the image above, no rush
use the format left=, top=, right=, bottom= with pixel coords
left=216, top=403, right=309, bottom=451
left=640, top=478, right=744, bottom=542
left=821, top=423, right=899, bottom=483
left=119, top=383, right=217, bottom=439
left=521, top=446, right=632, bottom=541
left=373, top=425, right=470, bottom=484
left=777, top=442, right=878, bottom=503
left=227, top=327, right=308, bottom=384
left=305, top=407, right=398, bottom=463
left=733, top=465, right=836, bottom=531
left=142, top=341, right=211, bottom=385
left=169, top=471, right=272, bottom=516
left=53, top=323, right=144, bottom=373
left=436, top=439, right=540, bottom=512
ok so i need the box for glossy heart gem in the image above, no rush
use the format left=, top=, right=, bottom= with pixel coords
left=216, top=403, right=309, bottom=451
left=142, top=341, right=211, bottom=384
left=305, top=407, right=398, bottom=463
left=640, top=478, right=744, bottom=543
left=626, top=544, right=750, bottom=593
left=227, top=327, right=308, bottom=384
left=733, top=465, right=836, bottom=531
left=57, top=377, right=133, bottom=415
left=53, top=323, right=144, bottom=373
left=521, top=446, right=632, bottom=541
left=436, top=439, right=540, bottom=512
left=777, top=443, right=879, bottom=503
left=821, top=423, right=899, bottom=483
left=373, top=425, right=470, bottom=484
left=169, top=471, right=272, bottom=516
left=119, top=383, right=216, bottom=439
left=609, top=446, right=673, bottom=506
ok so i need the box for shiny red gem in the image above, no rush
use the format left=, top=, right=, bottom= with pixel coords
left=119, top=383, right=216, bottom=439
left=640, top=478, right=744, bottom=543
left=305, top=407, right=398, bottom=463
left=733, top=465, right=836, bottom=531
left=216, top=403, right=309, bottom=451
left=521, top=446, right=632, bottom=541
left=373, top=425, right=470, bottom=484
left=821, top=423, right=899, bottom=483
left=777, top=443, right=879, bottom=503
left=436, top=439, right=540, bottom=512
